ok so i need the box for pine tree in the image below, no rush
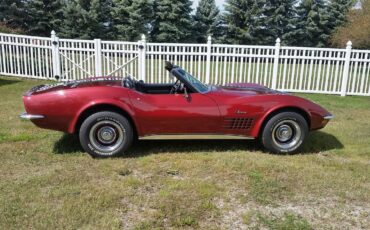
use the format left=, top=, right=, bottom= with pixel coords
left=27, top=0, right=64, bottom=36
left=327, top=0, right=353, bottom=32
left=129, top=0, right=153, bottom=40
left=223, top=0, right=265, bottom=45
left=258, top=0, right=298, bottom=45
left=111, top=0, right=131, bottom=40
left=193, top=0, right=222, bottom=43
left=0, top=0, right=28, bottom=30
left=111, top=0, right=153, bottom=41
left=88, top=0, right=114, bottom=39
left=294, top=0, right=331, bottom=47
left=60, top=0, right=113, bottom=39
left=151, top=0, right=193, bottom=42
left=59, top=0, right=91, bottom=38
left=78, top=0, right=92, bottom=10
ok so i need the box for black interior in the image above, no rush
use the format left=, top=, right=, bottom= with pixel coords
left=122, top=62, right=201, bottom=95
left=136, top=82, right=173, bottom=94
left=122, top=76, right=177, bottom=94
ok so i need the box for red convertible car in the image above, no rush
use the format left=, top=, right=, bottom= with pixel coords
left=20, top=62, right=332, bottom=158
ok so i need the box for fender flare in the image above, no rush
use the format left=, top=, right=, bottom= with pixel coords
left=250, top=105, right=311, bottom=138
left=67, top=99, right=140, bottom=135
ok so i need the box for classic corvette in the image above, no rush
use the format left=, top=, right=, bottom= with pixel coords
left=20, top=62, right=333, bottom=158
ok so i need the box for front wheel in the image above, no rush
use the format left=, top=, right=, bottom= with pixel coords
left=261, top=112, right=308, bottom=154
left=79, top=111, right=133, bottom=158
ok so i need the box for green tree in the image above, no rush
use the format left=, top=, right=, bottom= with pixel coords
left=59, top=0, right=91, bottom=38
left=27, top=0, right=64, bottom=36
left=193, top=0, right=223, bottom=43
left=258, top=0, right=298, bottom=45
left=60, top=0, right=113, bottom=39
left=0, top=0, right=28, bottom=30
left=294, top=0, right=331, bottom=47
left=327, top=0, right=353, bottom=32
left=88, top=0, right=114, bottom=39
left=151, top=0, right=193, bottom=42
left=223, top=0, right=265, bottom=45
left=111, top=0, right=153, bottom=41
left=111, top=0, right=131, bottom=40
left=78, top=0, right=92, bottom=10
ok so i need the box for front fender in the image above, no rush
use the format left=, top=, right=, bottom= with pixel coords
left=247, top=95, right=321, bottom=138
left=250, top=104, right=311, bottom=138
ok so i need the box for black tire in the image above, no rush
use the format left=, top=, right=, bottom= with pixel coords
left=261, top=112, right=308, bottom=154
left=79, top=111, right=133, bottom=158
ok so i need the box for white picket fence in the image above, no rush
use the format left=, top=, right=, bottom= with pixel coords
left=1, top=31, right=370, bottom=96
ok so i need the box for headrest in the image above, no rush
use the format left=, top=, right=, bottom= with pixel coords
left=165, top=61, right=174, bottom=71
left=123, top=77, right=135, bottom=89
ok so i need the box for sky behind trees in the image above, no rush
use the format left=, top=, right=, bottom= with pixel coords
left=193, top=0, right=225, bottom=9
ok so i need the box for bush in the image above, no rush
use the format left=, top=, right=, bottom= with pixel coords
left=331, top=0, right=370, bottom=49
left=0, top=22, right=24, bottom=34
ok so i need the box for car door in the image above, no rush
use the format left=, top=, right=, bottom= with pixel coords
left=128, top=90, right=221, bottom=135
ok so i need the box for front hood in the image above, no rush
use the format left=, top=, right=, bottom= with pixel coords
left=25, top=77, right=122, bottom=96
left=212, top=83, right=285, bottom=96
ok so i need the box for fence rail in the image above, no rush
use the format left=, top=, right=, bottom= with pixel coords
left=0, top=31, right=369, bottom=96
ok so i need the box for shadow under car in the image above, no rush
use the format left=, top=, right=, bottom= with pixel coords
left=53, top=131, right=343, bottom=157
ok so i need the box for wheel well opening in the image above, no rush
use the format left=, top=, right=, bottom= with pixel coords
left=74, top=104, right=138, bottom=138
left=258, top=107, right=311, bottom=138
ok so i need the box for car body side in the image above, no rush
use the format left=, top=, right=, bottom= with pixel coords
left=23, top=82, right=330, bottom=139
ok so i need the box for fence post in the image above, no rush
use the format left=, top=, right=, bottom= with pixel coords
left=138, top=34, right=146, bottom=81
left=51, top=30, right=61, bottom=80
left=341, top=41, right=352, bottom=97
left=94, top=39, right=102, bottom=77
left=205, top=36, right=212, bottom=84
left=271, top=38, right=281, bottom=89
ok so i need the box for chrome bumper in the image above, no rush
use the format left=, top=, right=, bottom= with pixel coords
left=19, top=112, right=45, bottom=120
left=323, top=115, right=334, bottom=120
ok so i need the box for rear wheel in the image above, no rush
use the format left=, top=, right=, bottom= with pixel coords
left=79, top=111, right=133, bottom=158
left=261, top=112, right=308, bottom=154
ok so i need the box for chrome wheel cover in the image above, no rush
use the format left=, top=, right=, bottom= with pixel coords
left=272, top=120, right=302, bottom=150
left=89, top=120, right=124, bottom=155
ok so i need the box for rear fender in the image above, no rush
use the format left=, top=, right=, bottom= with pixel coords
left=68, top=98, right=139, bottom=134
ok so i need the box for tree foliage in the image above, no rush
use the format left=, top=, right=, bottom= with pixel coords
left=0, top=0, right=361, bottom=47
left=27, top=0, right=64, bottom=36
left=0, top=0, right=28, bottom=30
left=327, top=0, right=353, bottom=31
left=0, top=22, right=24, bottom=34
left=88, top=0, right=114, bottom=39
left=223, top=0, right=265, bottom=45
left=151, top=0, right=193, bottom=42
left=294, top=0, right=331, bottom=47
left=111, top=0, right=153, bottom=41
left=258, top=0, right=298, bottom=45
left=59, top=0, right=91, bottom=38
left=331, top=0, right=370, bottom=48
left=193, top=0, right=222, bottom=43
left=60, top=0, right=113, bottom=39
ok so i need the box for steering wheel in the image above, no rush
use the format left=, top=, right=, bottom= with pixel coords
left=170, top=79, right=181, bottom=94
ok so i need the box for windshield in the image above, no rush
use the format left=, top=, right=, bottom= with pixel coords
left=177, top=69, right=209, bottom=93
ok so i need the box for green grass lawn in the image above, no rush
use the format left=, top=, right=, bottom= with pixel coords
left=0, top=76, right=369, bottom=229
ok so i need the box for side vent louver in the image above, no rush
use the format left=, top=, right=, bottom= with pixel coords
left=224, top=118, right=254, bottom=130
